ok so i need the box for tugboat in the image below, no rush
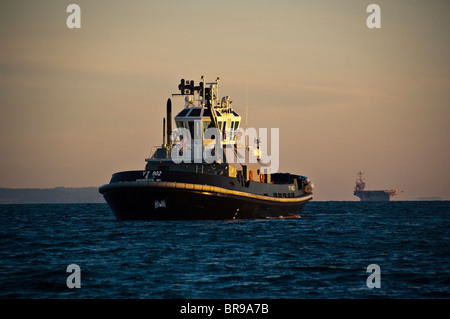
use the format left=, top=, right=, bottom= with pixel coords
left=353, top=171, right=402, bottom=201
left=99, top=76, right=314, bottom=220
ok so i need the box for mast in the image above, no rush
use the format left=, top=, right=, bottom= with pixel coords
left=355, top=171, right=366, bottom=191
left=203, top=76, right=219, bottom=129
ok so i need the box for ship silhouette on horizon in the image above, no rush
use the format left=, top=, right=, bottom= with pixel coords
left=353, top=171, right=402, bottom=201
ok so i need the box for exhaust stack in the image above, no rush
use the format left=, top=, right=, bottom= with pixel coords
left=166, top=98, right=172, bottom=147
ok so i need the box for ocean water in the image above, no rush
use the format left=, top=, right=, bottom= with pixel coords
left=0, top=201, right=449, bottom=299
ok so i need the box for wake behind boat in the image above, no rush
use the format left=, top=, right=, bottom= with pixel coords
left=99, top=76, right=313, bottom=220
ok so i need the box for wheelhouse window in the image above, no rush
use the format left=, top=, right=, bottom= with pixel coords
left=176, top=121, right=185, bottom=129
left=203, top=120, right=214, bottom=135
left=188, top=108, right=202, bottom=117
left=188, top=121, right=195, bottom=139
left=177, top=108, right=190, bottom=117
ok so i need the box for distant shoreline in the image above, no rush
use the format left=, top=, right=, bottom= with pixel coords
left=0, top=187, right=105, bottom=204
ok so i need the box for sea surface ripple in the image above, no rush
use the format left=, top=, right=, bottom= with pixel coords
left=0, top=201, right=449, bottom=299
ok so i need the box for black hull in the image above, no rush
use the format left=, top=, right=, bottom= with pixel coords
left=100, top=182, right=311, bottom=220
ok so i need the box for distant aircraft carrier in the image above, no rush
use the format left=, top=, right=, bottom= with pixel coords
left=353, top=171, right=402, bottom=201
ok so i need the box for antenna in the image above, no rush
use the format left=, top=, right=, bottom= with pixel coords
left=201, top=75, right=205, bottom=106
left=357, top=171, right=364, bottom=181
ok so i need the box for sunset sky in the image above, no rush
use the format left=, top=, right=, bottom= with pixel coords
left=1, top=0, right=449, bottom=200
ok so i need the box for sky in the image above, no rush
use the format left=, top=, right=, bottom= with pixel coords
left=1, top=0, right=449, bottom=201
